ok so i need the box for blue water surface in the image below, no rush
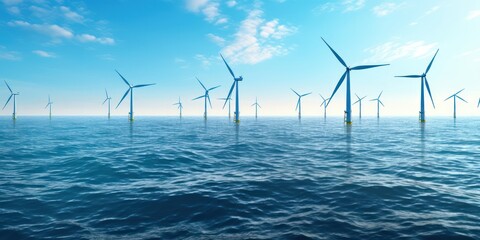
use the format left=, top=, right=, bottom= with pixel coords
left=0, top=116, right=479, bottom=239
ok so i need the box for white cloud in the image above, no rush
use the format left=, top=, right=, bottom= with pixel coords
left=174, top=57, right=188, bottom=68
left=343, top=0, right=365, bottom=12
left=373, top=2, right=403, bottom=17
left=425, top=5, right=440, bottom=15
left=185, top=0, right=227, bottom=24
left=207, top=33, right=225, bottom=46
left=0, top=46, right=21, bottom=61
left=466, top=10, right=480, bottom=20
left=77, top=34, right=115, bottom=45
left=60, top=6, right=84, bottom=23
left=8, top=20, right=73, bottom=38
left=195, top=54, right=213, bottom=67
left=221, top=8, right=295, bottom=64
left=33, top=50, right=55, bottom=58
left=7, top=6, right=19, bottom=14
left=226, top=0, right=236, bottom=7
left=364, top=41, right=438, bottom=63
left=2, top=0, right=22, bottom=5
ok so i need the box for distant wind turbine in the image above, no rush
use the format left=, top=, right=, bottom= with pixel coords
left=220, top=54, right=243, bottom=123
left=352, top=94, right=366, bottom=119
left=251, top=97, right=261, bottom=119
left=45, top=95, right=53, bottom=119
left=444, top=89, right=467, bottom=119
left=292, top=88, right=311, bottom=119
left=478, top=98, right=480, bottom=108
left=218, top=97, right=232, bottom=118
left=322, top=37, right=389, bottom=124
left=115, top=70, right=155, bottom=121
left=192, top=77, right=220, bottom=119
left=3, top=81, right=19, bottom=120
left=395, top=49, right=439, bottom=122
left=370, top=91, right=384, bottom=118
left=173, top=97, right=183, bottom=118
left=103, top=89, right=112, bottom=118
left=319, top=94, right=330, bottom=119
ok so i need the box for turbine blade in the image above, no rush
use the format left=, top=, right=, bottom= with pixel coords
left=295, top=99, right=300, bottom=111
left=425, top=49, right=439, bottom=74
left=115, top=70, right=131, bottom=86
left=353, top=99, right=360, bottom=105
left=351, top=64, right=389, bottom=70
left=424, top=77, right=435, bottom=109
left=291, top=88, right=300, bottom=97
left=325, top=70, right=347, bottom=107
left=455, top=88, right=465, bottom=95
left=4, top=81, right=12, bottom=94
left=196, top=77, right=207, bottom=91
left=321, top=37, right=347, bottom=68
left=223, top=81, right=236, bottom=109
left=103, top=98, right=108, bottom=105
left=220, top=54, right=236, bottom=79
left=444, top=95, right=454, bottom=101
left=378, top=91, right=383, bottom=99
left=457, top=96, right=467, bottom=103
left=133, top=83, right=155, bottom=88
left=361, top=96, right=367, bottom=100
left=395, top=75, right=422, bottom=78
left=208, top=85, right=221, bottom=91
left=301, top=92, right=312, bottom=97
left=116, top=89, right=130, bottom=109
left=478, top=98, right=480, bottom=108
left=251, top=103, right=255, bottom=106
left=355, top=93, right=360, bottom=100
left=192, top=95, right=205, bottom=101
left=379, top=100, right=384, bottom=107
left=319, top=94, right=326, bottom=102
left=208, top=94, right=212, bottom=108
left=258, top=104, right=261, bottom=109
left=3, top=94, right=13, bottom=110
left=105, top=89, right=109, bottom=98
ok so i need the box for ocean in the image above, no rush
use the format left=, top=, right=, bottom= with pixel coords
left=0, top=116, right=479, bottom=239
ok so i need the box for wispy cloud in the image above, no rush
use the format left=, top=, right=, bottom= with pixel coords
left=185, top=0, right=227, bottom=25
left=60, top=6, right=84, bottom=23
left=0, top=46, right=21, bottom=61
left=364, top=41, right=438, bottom=63
left=207, top=33, right=226, bottom=46
left=2, top=0, right=22, bottom=5
left=32, top=50, right=55, bottom=58
left=343, top=0, right=365, bottom=12
left=372, top=2, right=404, bottom=17
left=410, top=5, right=440, bottom=26
left=174, top=57, right=189, bottom=68
left=226, top=0, right=236, bottom=7
left=77, top=34, right=115, bottom=45
left=466, top=10, right=480, bottom=20
left=457, top=48, right=480, bottom=62
left=195, top=54, right=215, bottom=67
left=220, top=8, right=296, bottom=64
left=8, top=20, right=73, bottom=38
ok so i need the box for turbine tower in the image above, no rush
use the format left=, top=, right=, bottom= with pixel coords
left=173, top=97, right=183, bottom=118
left=115, top=70, right=155, bottom=121
left=192, top=77, right=220, bottom=119
left=220, top=54, right=243, bottom=123
left=103, top=89, right=112, bottom=118
left=395, top=49, right=439, bottom=122
left=352, top=94, right=366, bottom=119
left=3, top=81, right=19, bottom=120
left=291, top=88, right=311, bottom=119
left=218, top=97, right=232, bottom=118
left=319, top=94, right=330, bottom=119
left=251, top=97, right=261, bottom=119
left=322, top=37, right=389, bottom=124
left=444, top=89, right=467, bottom=119
left=45, top=95, right=53, bottom=119
left=370, top=91, right=384, bottom=118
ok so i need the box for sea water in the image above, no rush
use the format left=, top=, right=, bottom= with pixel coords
left=0, top=117, right=479, bottom=239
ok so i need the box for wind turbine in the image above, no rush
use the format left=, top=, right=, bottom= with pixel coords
left=352, top=94, right=366, bottom=119
left=192, top=77, right=220, bottom=119
left=103, top=89, right=112, bottom=118
left=115, top=70, right=155, bottom=121
left=322, top=37, right=389, bottom=124
left=218, top=97, right=232, bottom=118
left=3, top=81, right=19, bottom=120
left=220, top=54, right=243, bottom=123
left=478, top=98, right=480, bottom=108
left=395, top=49, right=439, bottom=122
left=251, top=97, right=261, bottom=119
left=444, top=89, right=467, bottom=119
left=45, top=95, right=53, bottom=119
left=292, top=88, right=311, bottom=119
left=370, top=91, right=384, bottom=118
left=173, top=97, right=183, bottom=118
left=319, top=94, right=330, bottom=119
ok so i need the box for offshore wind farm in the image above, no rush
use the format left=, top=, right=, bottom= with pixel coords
left=1, top=1, right=480, bottom=239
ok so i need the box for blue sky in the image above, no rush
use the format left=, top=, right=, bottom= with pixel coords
left=1, top=0, right=479, bottom=117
